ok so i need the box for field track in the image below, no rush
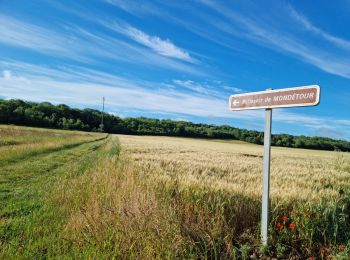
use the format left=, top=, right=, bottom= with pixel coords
left=0, top=126, right=108, bottom=258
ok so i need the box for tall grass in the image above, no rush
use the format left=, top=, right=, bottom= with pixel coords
left=56, top=139, right=183, bottom=258
left=51, top=134, right=350, bottom=258
left=0, top=125, right=99, bottom=146
left=0, top=125, right=105, bottom=165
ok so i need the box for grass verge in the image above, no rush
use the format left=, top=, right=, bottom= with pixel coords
left=0, top=134, right=107, bottom=258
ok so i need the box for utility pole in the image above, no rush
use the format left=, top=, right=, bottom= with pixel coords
left=100, top=96, right=105, bottom=132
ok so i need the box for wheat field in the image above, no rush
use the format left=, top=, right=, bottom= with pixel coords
left=118, top=134, right=350, bottom=202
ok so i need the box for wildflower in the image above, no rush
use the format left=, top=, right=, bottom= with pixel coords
left=289, top=223, right=295, bottom=230
left=277, top=222, right=283, bottom=231
left=319, top=247, right=326, bottom=256
left=283, top=215, right=287, bottom=223
left=339, top=244, right=346, bottom=251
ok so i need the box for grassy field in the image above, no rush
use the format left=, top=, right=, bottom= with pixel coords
left=0, top=125, right=108, bottom=258
left=1, top=126, right=350, bottom=259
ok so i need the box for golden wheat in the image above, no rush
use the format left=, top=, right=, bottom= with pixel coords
left=118, top=135, right=350, bottom=202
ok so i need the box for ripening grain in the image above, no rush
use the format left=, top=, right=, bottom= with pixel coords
left=118, top=135, right=350, bottom=202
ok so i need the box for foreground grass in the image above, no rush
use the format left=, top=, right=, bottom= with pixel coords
left=1, top=126, right=350, bottom=258
left=0, top=126, right=107, bottom=258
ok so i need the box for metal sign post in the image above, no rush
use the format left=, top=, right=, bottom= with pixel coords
left=229, top=85, right=320, bottom=246
left=261, top=107, right=272, bottom=245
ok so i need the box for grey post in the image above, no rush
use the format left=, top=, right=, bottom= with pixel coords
left=261, top=89, right=272, bottom=245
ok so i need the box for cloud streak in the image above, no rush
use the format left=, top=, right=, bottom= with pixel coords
left=198, top=1, right=350, bottom=79
left=287, top=5, right=350, bottom=51
left=1, top=61, right=349, bottom=139
left=0, top=15, right=201, bottom=75
left=0, top=15, right=72, bottom=55
left=172, top=79, right=222, bottom=96
left=110, top=0, right=350, bottom=79
left=123, top=26, right=194, bottom=62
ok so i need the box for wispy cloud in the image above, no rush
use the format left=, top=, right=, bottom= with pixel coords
left=116, top=0, right=350, bottom=80
left=123, top=26, right=194, bottom=62
left=104, top=0, right=162, bottom=16
left=0, top=15, right=71, bottom=55
left=0, top=64, right=233, bottom=118
left=103, top=1, right=251, bottom=56
left=2, top=70, right=12, bottom=79
left=198, top=1, right=350, bottom=79
left=172, top=79, right=220, bottom=95
left=287, top=5, right=350, bottom=51
left=314, top=127, right=346, bottom=139
left=0, top=61, right=258, bottom=120
left=1, top=61, right=349, bottom=139
left=223, top=86, right=243, bottom=93
left=101, top=20, right=196, bottom=63
left=172, top=79, right=242, bottom=97
left=0, top=15, right=201, bottom=75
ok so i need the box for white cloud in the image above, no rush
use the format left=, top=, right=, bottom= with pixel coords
left=173, top=79, right=211, bottom=94
left=1, top=61, right=349, bottom=138
left=287, top=5, right=350, bottom=51
left=315, top=127, right=346, bottom=139
left=118, top=3, right=350, bottom=81
left=0, top=15, right=73, bottom=55
left=0, top=15, right=201, bottom=75
left=223, top=86, right=243, bottom=93
left=172, top=79, right=244, bottom=97
left=0, top=72, right=230, bottom=118
left=135, top=1, right=350, bottom=80
left=0, top=61, right=259, bottom=120
left=104, top=0, right=164, bottom=17
left=125, top=26, right=193, bottom=62
left=199, top=1, right=350, bottom=79
left=103, top=21, right=195, bottom=63
left=2, top=70, right=12, bottom=79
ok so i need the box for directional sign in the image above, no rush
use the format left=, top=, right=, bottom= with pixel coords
left=229, top=85, right=320, bottom=111
left=228, top=84, right=321, bottom=246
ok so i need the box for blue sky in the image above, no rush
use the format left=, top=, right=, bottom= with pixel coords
left=0, top=0, right=349, bottom=140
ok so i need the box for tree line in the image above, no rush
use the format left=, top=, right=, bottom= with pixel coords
left=1, top=99, right=349, bottom=152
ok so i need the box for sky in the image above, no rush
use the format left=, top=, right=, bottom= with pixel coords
left=0, top=0, right=349, bottom=140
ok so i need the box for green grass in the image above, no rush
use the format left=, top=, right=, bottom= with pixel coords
left=0, top=126, right=109, bottom=258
